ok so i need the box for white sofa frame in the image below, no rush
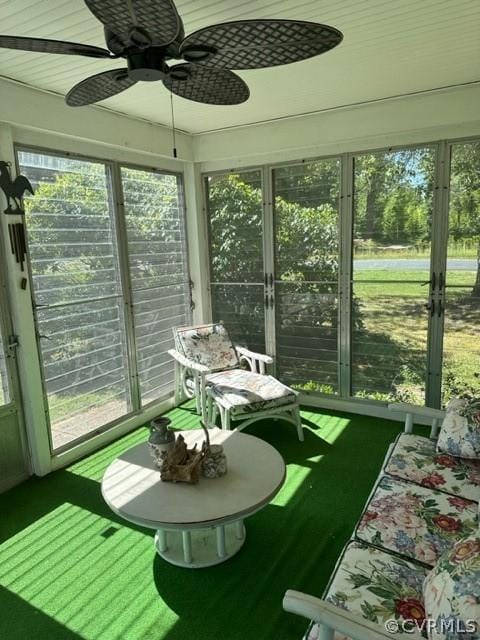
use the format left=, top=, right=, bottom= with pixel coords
left=283, top=402, right=447, bottom=640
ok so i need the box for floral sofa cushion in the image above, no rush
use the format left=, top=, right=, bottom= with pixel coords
left=437, top=397, right=480, bottom=460
left=304, top=540, right=429, bottom=640
left=423, top=534, right=480, bottom=639
left=175, top=323, right=239, bottom=372
left=384, top=433, right=480, bottom=503
left=355, top=476, right=478, bottom=567
left=207, top=369, right=297, bottom=413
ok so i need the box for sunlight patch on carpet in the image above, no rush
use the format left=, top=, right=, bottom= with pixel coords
left=0, top=504, right=179, bottom=640
left=273, top=464, right=312, bottom=507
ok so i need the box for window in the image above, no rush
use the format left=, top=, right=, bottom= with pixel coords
left=351, top=148, right=435, bottom=403
left=442, top=141, right=480, bottom=402
left=206, top=170, right=266, bottom=353
left=18, top=150, right=189, bottom=450
left=122, top=166, right=190, bottom=405
left=205, top=141, right=479, bottom=409
left=273, top=159, right=341, bottom=393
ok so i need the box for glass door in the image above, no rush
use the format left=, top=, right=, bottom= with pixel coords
left=18, top=150, right=131, bottom=450
left=351, top=147, right=436, bottom=404
left=205, top=170, right=266, bottom=352
left=204, top=140, right=479, bottom=410
left=440, top=141, right=480, bottom=403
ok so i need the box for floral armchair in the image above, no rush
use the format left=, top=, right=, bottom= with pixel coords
left=168, top=322, right=303, bottom=440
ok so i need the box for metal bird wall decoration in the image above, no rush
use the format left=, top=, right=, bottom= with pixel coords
left=0, top=161, right=35, bottom=215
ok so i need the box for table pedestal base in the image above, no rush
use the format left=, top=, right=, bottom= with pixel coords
left=154, top=521, right=246, bottom=568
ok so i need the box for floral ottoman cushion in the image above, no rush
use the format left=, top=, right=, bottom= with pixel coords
left=207, top=369, right=297, bottom=413
left=304, top=540, right=429, bottom=640
left=423, top=534, right=480, bottom=639
left=355, top=476, right=478, bottom=567
left=384, top=433, right=480, bottom=503
left=437, top=397, right=480, bottom=460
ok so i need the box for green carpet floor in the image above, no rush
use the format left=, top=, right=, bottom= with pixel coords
left=0, top=404, right=413, bottom=640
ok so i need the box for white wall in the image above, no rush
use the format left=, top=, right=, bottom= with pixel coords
left=0, top=77, right=193, bottom=165
left=194, top=84, right=480, bottom=171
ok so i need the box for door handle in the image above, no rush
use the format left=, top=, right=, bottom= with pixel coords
left=421, top=272, right=436, bottom=290
left=8, top=334, right=19, bottom=351
left=424, top=301, right=435, bottom=317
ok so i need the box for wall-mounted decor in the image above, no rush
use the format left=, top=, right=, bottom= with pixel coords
left=0, top=161, right=34, bottom=215
left=8, top=222, right=27, bottom=271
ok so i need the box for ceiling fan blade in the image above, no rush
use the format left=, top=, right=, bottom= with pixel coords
left=0, top=35, right=112, bottom=58
left=66, top=68, right=135, bottom=106
left=163, top=64, right=249, bottom=105
left=84, top=0, right=183, bottom=48
left=180, top=20, right=343, bottom=69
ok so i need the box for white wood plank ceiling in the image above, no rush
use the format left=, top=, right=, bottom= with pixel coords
left=0, top=0, right=479, bottom=134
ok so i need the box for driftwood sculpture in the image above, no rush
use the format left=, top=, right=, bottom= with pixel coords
left=159, top=423, right=227, bottom=483
left=160, top=434, right=205, bottom=484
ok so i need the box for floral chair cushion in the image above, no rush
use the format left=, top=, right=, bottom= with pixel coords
left=423, top=534, right=480, bottom=639
left=355, top=476, right=478, bottom=567
left=384, top=433, right=480, bottom=503
left=175, top=323, right=239, bottom=372
left=437, top=397, right=480, bottom=460
left=207, top=369, right=297, bottom=414
left=304, top=540, right=429, bottom=640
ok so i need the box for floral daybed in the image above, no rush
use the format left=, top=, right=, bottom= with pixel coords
left=284, top=401, right=480, bottom=640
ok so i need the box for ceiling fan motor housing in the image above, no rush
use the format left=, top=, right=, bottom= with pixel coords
left=127, top=48, right=168, bottom=81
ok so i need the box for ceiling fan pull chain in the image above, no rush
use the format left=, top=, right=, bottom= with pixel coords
left=170, top=92, right=177, bottom=159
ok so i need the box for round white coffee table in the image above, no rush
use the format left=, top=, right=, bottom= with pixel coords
left=101, top=428, right=286, bottom=568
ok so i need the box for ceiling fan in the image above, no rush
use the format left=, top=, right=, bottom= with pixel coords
left=0, top=0, right=343, bottom=107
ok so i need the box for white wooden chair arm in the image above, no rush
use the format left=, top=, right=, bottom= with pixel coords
left=167, top=349, right=210, bottom=374
left=283, top=591, right=423, bottom=640
left=235, top=346, right=273, bottom=364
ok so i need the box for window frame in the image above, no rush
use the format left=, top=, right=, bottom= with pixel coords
left=14, top=143, right=190, bottom=454
left=203, top=135, right=480, bottom=410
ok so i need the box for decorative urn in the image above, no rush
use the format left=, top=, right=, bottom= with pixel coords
left=148, top=417, right=175, bottom=468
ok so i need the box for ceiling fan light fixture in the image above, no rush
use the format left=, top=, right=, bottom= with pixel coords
left=127, top=49, right=168, bottom=82
left=181, top=44, right=217, bottom=62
